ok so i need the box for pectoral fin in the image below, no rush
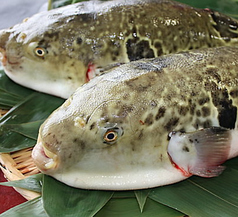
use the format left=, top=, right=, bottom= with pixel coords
left=168, top=127, right=232, bottom=178
left=190, top=165, right=226, bottom=178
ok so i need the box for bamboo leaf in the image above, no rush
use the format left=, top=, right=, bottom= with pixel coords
left=0, top=68, right=33, bottom=104
left=134, top=189, right=151, bottom=213
left=0, top=92, right=64, bottom=152
left=149, top=163, right=238, bottom=217
left=0, top=174, right=43, bottom=193
left=0, top=197, right=48, bottom=217
left=42, top=175, right=114, bottom=217
left=95, top=197, right=183, bottom=217
left=1, top=121, right=44, bottom=140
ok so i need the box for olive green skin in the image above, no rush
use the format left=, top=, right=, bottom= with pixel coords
left=0, top=0, right=238, bottom=98
left=32, top=46, right=238, bottom=190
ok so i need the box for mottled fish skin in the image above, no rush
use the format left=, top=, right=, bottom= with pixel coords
left=1, top=0, right=238, bottom=98
left=32, top=46, right=238, bottom=190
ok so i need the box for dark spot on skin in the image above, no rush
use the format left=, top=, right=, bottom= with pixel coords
left=164, top=117, right=179, bottom=131
left=80, top=141, right=85, bottom=150
left=76, top=37, right=83, bottom=45
left=193, top=119, right=202, bottom=129
left=155, top=106, right=166, bottom=120
left=230, top=89, right=238, bottom=98
left=210, top=10, right=238, bottom=40
left=68, top=153, right=72, bottom=159
left=203, top=120, right=212, bottom=128
left=117, top=105, right=134, bottom=118
left=198, top=97, right=210, bottom=106
left=154, top=41, right=163, bottom=56
left=159, top=154, right=163, bottom=161
left=209, top=82, right=237, bottom=129
left=144, top=113, right=154, bottom=126
left=189, top=101, right=196, bottom=115
left=138, top=130, right=144, bottom=140
left=201, top=106, right=211, bottom=117
left=126, top=38, right=155, bottom=61
left=90, top=122, right=96, bottom=130
left=67, top=76, right=72, bottom=80
left=189, top=139, right=193, bottom=143
left=196, top=110, right=201, bottom=117
left=178, top=105, right=189, bottom=116
left=43, top=31, right=60, bottom=41
left=183, top=146, right=190, bottom=152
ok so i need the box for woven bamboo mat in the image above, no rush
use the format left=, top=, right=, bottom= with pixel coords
left=0, top=109, right=41, bottom=200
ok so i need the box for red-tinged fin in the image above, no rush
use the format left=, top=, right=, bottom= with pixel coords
left=186, top=127, right=231, bottom=177
left=190, top=165, right=226, bottom=178
left=86, top=63, right=96, bottom=82
left=168, top=127, right=232, bottom=178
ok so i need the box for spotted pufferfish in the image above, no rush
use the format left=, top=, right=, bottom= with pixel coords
left=0, top=0, right=238, bottom=98
left=32, top=46, right=238, bottom=190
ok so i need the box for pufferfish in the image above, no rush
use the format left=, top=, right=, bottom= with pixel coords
left=32, top=46, right=238, bottom=190
left=0, top=0, right=238, bottom=98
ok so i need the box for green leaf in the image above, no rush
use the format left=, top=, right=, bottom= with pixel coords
left=178, top=0, right=238, bottom=17
left=134, top=189, right=151, bottom=213
left=1, top=0, right=238, bottom=216
left=42, top=175, right=114, bottom=217
left=0, top=92, right=64, bottom=152
left=48, top=0, right=83, bottom=10
left=149, top=166, right=238, bottom=217
left=0, top=68, right=33, bottom=108
left=0, top=197, right=48, bottom=217
left=0, top=174, right=43, bottom=193
left=0, top=89, right=23, bottom=109
left=1, top=121, right=44, bottom=140
left=95, top=197, right=183, bottom=217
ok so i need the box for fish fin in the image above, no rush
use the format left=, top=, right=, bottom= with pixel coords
left=168, top=127, right=231, bottom=178
left=187, top=127, right=231, bottom=177
left=190, top=165, right=226, bottom=178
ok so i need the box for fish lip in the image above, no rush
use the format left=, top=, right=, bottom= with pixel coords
left=0, top=48, right=7, bottom=66
left=32, top=139, right=59, bottom=172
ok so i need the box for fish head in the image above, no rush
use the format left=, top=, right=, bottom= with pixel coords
left=32, top=66, right=185, bottom=190
left=0, top=10, right=87, bottom=99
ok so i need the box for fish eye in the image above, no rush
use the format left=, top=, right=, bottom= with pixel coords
left=35, top=47, right=47, bottom=57
left=104, top=130, right=118, bottom=143
left=102, top=126, right=123, bottom=144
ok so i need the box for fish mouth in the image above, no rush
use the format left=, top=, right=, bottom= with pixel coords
left=0, top=48, right=7, bottom=66
left=32, top=137, right=58, bottom=172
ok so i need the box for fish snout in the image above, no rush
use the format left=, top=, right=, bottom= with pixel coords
left=32, top=136, right=59, bottom=173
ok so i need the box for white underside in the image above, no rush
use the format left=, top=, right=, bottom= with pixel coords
left=52, top=166, right=187, bottom=190
left=3, top=67, right=73, bottom=99
left=228, top=130, right=238, bottom=159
